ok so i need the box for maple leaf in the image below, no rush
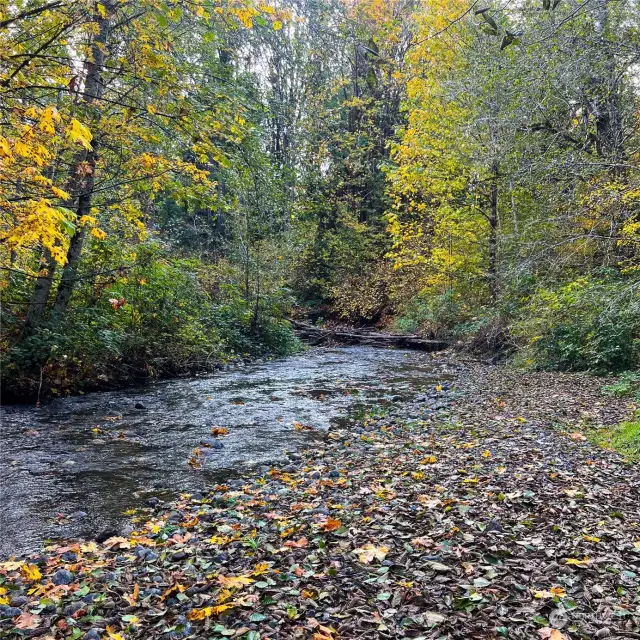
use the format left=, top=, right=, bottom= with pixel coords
left=103, top=536, right=132, bottom=549
left=211, top=426, right=229, bottom=436
left=15, top=612, right=41, bottom=629
left=322, top=518, right=342, bottom=532
left=20, top=563, right=41, bottom=582
left=66, top=119, right=93, bottom=150
left=417, top=495, right=442, bottom=508
left=106, top=626, right=125, bottom=640
left=354, top=543, right=389, bottom=564
left=188, top=604, right=234, bottom=620
left=218, top=574, right=254, bottom=589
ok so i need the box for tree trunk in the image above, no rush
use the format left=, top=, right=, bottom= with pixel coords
left=488, top=163, right=499, bottom=302
left=22, top=250, right=57, bottom=336
left=50, top=3, right=112, bottom=323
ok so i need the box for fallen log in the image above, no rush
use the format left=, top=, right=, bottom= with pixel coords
left=290, top=320, right=448, bottom=352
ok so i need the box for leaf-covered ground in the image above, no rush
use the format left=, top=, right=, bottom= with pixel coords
left=2, top=359, right=640, bottom=640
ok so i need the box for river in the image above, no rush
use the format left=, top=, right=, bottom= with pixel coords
left=0, top=346, right=455, bottom=557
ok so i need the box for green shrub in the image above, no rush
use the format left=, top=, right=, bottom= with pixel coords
left=393, top=290, right=468, bottom=336
left=603, top=371, right=640, bottom=400
left=513, top=273, right=640, bottom=372
left=1, top=250, right=299, bottom=399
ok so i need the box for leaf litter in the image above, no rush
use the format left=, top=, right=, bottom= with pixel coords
left=1, top=357, right=639, bottom=639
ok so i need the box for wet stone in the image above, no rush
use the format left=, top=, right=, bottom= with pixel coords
left=52, top=569, right=75, bottom=585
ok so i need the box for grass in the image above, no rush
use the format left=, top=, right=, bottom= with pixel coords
left=590, top=418, right=640, bottom=462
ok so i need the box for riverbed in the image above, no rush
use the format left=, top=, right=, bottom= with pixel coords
left=0, top=346, right=456, bottom=557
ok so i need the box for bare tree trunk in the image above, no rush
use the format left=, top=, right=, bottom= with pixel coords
left=488, top=162, right=499, bottom=302
left=22, top=250, right=57, bottom=336
left=50, top=3, right=113, bottom=323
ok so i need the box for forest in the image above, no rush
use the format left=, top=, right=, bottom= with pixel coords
left=2, top=2, right=640, bottom=639
left=1, top=0, right=640, bottom=400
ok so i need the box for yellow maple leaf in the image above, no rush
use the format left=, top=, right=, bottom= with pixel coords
left=217, top=574, right=254, bottom=589
left=20, top=564, right=41, bottom=582
left=0, top=136, right=13, bottom=159
left=66, top=119, right=93, bottom=150
left=39, top=106, right=60, bottom=135
left=106, top=626, right=125, bottom=640
left=51, top=186, right=70, bottom=200
left=187, top=603, right=233, bottom=620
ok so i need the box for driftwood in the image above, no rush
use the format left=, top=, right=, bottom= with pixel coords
left=290, top=320, right=448, bottom=352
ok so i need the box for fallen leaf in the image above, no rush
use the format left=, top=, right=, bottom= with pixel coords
left=323, top=518, right=342, bottom=532
left=15, top=612, right=41, bottom=629
left=539, top=628, right=568, bottom=640
left=354, top=543, right=389, bottom=564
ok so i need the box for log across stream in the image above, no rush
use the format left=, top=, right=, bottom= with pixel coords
left=290, top=320, right=449, bottom=351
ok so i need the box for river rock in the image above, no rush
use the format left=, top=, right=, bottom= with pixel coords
left=52, top=569, right=75, bottom=585
left=95, top=528, right=119, bottom=543
left=200, top=438, right=223, bottom=449
left=63, top=601, right=84, bottom=616
left=134, top=402, right=146, bottom=410
left=0, top=606, right=22, bottom=618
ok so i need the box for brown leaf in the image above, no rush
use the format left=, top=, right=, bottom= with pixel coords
left=15, top=612, right=41, bottom=629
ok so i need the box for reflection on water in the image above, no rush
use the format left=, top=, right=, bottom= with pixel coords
left=0, top=346, right=453, bottom=557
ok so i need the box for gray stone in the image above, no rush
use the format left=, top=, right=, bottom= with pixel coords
left=52, top=569, right=75, bottom=586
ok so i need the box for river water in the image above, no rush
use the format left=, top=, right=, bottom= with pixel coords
left=0, top=346, right=455, bottom=557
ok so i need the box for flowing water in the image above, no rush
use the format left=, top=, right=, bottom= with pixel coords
left=0, top=346, right=454, bottom=557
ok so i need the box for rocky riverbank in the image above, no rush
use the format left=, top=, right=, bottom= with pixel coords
left=2, top=358, right=639, bottom=640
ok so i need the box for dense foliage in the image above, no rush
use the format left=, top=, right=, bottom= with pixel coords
left=2, top=0, right=640, bottom=400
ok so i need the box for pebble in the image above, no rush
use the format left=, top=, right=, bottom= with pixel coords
left=84, top=629, right=102, bottom=640
left=0, top=606, right=22, bottom=618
